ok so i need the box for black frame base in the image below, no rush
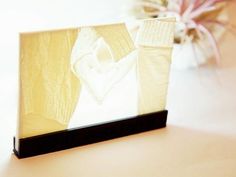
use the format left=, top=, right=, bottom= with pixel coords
left=14, top=110, right=168, bottom=158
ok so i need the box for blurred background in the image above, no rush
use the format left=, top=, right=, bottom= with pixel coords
left=0, top=0, right=236, bottom=176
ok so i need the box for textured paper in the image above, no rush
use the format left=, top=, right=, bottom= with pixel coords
left=18, top=18, right=175, bottom=140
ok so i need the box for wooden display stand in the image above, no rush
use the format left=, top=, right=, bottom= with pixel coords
left=14, top=110, right=168, bottom=158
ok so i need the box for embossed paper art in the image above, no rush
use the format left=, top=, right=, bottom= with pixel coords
left=17, top=18, right=175, bottom=141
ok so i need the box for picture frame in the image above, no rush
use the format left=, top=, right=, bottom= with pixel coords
left=14, top=18, right=175, bottom=158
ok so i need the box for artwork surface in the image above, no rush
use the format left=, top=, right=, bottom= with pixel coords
left=17, top=18, right=175, bottom=143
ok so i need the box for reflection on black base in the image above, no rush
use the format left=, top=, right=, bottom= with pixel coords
left=13, top=110, right=168, bottom=158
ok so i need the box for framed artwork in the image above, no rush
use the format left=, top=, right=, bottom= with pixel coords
left=14, top=17, right=175, bottom=158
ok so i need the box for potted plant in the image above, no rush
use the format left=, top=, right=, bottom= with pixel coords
left=129, top=0, right=235, bottom=69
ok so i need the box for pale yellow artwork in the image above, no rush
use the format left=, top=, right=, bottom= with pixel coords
left=18, top=17, right=175, bottom=139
